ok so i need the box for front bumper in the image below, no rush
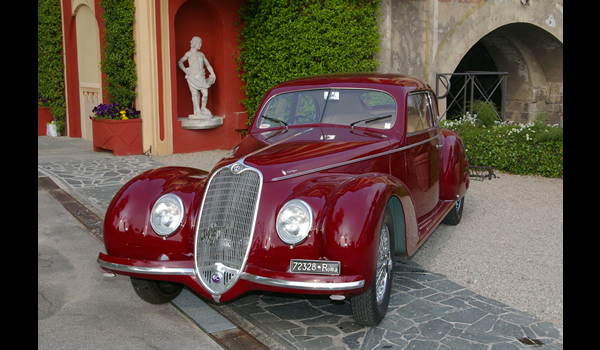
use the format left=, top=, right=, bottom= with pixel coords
left=97, top=252, right=365, bottom=301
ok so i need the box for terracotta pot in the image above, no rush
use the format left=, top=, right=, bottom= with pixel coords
left=92, top=118, right=142, bottom=156
left=38, top=107, right=54, bottom=136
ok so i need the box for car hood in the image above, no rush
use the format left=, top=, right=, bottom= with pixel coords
left=227, top=127, right=393, bottom=182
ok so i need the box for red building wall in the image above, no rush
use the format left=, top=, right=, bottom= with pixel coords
left=167, top=0, right=247, bottom=153
left=62, top=0, right=246, bottom=154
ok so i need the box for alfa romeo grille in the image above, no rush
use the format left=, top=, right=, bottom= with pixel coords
left=194, top=163, right=262, bottom=296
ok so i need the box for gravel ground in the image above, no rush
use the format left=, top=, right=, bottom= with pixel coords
left=152, top=151, right=563, bottom=332
left=411, top=171, right=563, bottom=332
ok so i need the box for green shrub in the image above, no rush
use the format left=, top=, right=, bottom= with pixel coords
left=100, top=0, right=137, bottom=108
left=449, top=100, right=500, bottom=128
left=38, top=0, right=66, bottom=135
left=442, top=115, right=563, bottom=178
left=236, top=0, right=382, bottom=124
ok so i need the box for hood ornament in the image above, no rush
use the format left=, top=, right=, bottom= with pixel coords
left=231, top=163, right=243, bottom=174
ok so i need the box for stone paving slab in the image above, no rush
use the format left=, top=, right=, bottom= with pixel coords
left=38, top=156, right=160, bottom=212
left=38, top=138, right=563, bottom=349
left=225, top=257, right=562, bottom=350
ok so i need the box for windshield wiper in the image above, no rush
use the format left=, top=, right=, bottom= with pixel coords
left=262, top=116, right=288, bottom=131
left=350, top=115, right=392, bottom=131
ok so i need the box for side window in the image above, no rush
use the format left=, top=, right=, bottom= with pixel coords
left=406, top=92, right=434, bottom=134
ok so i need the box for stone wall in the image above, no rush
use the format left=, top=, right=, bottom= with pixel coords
left=377, top=0, right=563, bottom=125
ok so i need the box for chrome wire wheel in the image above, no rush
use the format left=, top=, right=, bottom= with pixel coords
left=375, top=224, right=392, bottom=304
left=455, top=197, right=463, bottom=212
left=443, top=196, right=465, bottom=225
left=351, top=204, right=395, bottom=326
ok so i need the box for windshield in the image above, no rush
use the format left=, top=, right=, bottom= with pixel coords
left=257, top=89, right=397, bottom=130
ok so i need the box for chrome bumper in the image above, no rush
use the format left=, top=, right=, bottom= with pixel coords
left=97, top=257, right=195, bottom=276
left=98, top=257, right=364, bottom=291
left=240, top=272, right=364, bottom=290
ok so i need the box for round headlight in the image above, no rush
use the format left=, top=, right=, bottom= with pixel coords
left=276, top=199, right=313, bottom=245
left=150, top=194, right=184, bottom=237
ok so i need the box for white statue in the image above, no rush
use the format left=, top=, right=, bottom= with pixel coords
left=178, top=36, right=216, bottom=117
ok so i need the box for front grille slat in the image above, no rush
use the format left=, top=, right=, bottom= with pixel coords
left=194, top=163, right=262, bottom=295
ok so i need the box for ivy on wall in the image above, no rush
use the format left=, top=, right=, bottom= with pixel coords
left=236, top=0, right=382, bottom=123
left=38, top=0, right=66, bottom=135
left=99, top=0, right=137, bottom=109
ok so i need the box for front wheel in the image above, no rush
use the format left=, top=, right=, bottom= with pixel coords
left=351, top=205, right=395, bottom=326
left=131, top=277, right=183, bottom=304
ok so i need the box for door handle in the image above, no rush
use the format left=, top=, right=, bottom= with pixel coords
left=436, top=144, right=443, bottom=150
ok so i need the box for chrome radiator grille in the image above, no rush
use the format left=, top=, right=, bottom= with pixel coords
left=194, top=163, right=262, bottom=296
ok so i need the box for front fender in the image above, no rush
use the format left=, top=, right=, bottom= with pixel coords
left=317, top=173, right=417, bottom=291
left=103, top=166, right=209, bottom=262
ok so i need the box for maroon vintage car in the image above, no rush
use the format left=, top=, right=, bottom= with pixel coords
left=98, top=73, right=469, bottom=326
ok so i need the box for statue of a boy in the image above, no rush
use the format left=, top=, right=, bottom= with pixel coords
left=178, top=36, right=216, bottom=117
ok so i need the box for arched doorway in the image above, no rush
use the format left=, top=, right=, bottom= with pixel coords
left=446, top=23, right=563, bottom=125
left=74, top=3, right=102, bottom=141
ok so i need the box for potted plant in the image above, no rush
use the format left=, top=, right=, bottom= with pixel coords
left=91, top=103, right=142, bottom=156
left=38, top=96, right=55, bottom=136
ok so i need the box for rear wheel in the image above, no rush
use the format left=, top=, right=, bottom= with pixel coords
left=351, top=205, right=395, bottom=326
left=442, top=197, right=464, bottom=225
left=130, top=277, right=183, bottom=304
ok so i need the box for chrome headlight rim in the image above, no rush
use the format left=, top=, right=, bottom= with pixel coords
left=150, top=193, right=185, bottom=237
left=276, top=199, right=313, bottom=245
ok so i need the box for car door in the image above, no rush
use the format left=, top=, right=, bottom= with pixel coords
left=405, top=91, right=441, bottom=224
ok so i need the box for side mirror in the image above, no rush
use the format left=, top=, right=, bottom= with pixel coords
left=436, top=74, right=451, bottom=100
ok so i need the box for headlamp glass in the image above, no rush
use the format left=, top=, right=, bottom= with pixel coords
left=276, top=199, right=312, bottom=245
left=150, top=194, right=184, bottom=236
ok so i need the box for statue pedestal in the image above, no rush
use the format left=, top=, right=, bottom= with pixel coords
left=181, top=114, right=223, bottom=129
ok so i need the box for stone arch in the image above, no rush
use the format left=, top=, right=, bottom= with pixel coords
left=430, top=4, right=562, bottom=125
left=74, top=3, right=102, bottom=140
left=478, top=23, right=563, bottom=124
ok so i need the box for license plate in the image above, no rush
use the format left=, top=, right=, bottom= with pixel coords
left=290, top=259, right=341, bottom=275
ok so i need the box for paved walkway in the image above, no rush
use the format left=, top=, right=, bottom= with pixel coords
left=38, top=136, right=563, bottom=349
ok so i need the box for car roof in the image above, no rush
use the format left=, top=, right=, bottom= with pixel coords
left=272, top=72, right=430, bottom=91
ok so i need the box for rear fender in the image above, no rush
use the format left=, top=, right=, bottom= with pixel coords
left=440, top=129, right=469, bottom=201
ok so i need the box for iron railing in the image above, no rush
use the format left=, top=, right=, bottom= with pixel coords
left=436, top=72, right=507, bottom=121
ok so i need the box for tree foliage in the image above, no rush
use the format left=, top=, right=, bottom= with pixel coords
left=236, top=0, right=382, bottom=123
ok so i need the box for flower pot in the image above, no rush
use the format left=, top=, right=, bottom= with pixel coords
left=92, top=118, right=142, bottom=156
left=38, top=107, right=54, bottom=136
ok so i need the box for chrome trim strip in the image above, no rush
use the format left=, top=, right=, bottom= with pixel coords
left=240, top=272, right=365, bottom=291
left=272, top=133, right=441, bottom=181
left=97, top=258, right=195, bottom=276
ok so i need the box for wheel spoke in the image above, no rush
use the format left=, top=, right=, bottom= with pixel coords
left=375, top=224, right=391, bottom=304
